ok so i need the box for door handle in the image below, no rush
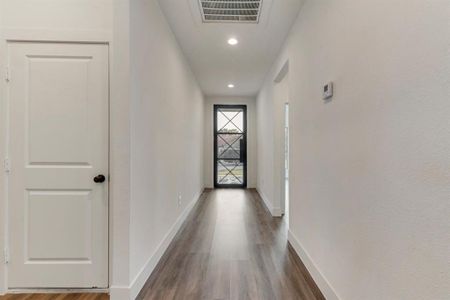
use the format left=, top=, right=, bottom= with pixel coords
left=93, top=174, right=106, bottom=183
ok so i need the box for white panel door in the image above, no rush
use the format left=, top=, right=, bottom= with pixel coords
left=7, top=42, right=109, bottom=288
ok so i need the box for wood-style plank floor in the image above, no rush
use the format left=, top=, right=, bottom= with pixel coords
left=0, top=189, right=323, bottom=300
left=137, top=189, right=324, bottom=300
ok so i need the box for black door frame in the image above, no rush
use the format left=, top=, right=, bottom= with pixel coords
left=213, top=104, right=247, bottom=188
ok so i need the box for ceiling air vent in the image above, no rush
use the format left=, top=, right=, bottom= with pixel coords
left=199, top=0, right=263, bottom=23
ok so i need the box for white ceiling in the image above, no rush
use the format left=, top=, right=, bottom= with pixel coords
left=157, top=0, right=303, bottom=97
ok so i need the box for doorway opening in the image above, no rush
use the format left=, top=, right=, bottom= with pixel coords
left=274, top=60, right=289, bottom=219
left=214, top=105, right=247, bottom=188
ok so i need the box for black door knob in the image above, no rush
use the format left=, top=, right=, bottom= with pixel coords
left=94, top=174, right=106, bottom=183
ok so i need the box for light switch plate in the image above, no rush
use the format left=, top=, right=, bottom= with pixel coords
left=323, top=82, right=333, bottom=100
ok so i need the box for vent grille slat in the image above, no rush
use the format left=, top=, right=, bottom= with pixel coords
left=200, top=0, right=262, bottom=23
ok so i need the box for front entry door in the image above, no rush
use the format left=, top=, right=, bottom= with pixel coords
left=214, top=105, right=247, bottom=188
left=7, top=42, right=109, bottom=288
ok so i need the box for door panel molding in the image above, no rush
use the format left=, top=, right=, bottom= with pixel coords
left=7, top=41, right=109, bottom=288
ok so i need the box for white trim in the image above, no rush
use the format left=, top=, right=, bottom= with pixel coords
left=272, top=206, right=282, bottom=216
left=109, top=285, right=130, bottom=300
left=129, top=188, right=204, bottom=299
left=110, top=188, right=204, bottom=300
left=274, top=59, right=289, bottom=83
left=8, top=288, right=109, bottom=294
left=288, top=230, right=341, bottom=300
left=1, top=28, right=112, bottom=43
left=256, top=188, right=282, bottom=217
left=0, top=25, right=8, bottom=296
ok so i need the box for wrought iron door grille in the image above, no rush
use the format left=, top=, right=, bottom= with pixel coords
left=214, top=105, right=247, bottom=188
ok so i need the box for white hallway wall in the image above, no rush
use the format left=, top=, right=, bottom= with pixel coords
left=0, top=0, right=112, bottom=30
left=129, top=0, right=205, bottom=298
left=257, top=0, right=450, bottom=299
left=204, top=96, right=257, bottom=188
left=256, top=77, right=276, bottom=214
left=0, top=0, right=205, bottom=299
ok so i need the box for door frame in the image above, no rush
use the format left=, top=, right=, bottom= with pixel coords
left=0, top=30, right=112, bottom=294
left=282, top=102, right=290, bottom=221
left=213, top=104, right=247, bottom=189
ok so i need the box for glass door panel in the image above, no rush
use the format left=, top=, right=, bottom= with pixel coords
left=214, top=105, right=247, bottom=188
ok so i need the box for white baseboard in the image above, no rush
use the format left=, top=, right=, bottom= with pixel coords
left=288, top=230, right=340, bottom=300
left=8, top=288, right=109, bottom=294
left=256, top=188, right=282, bottom=217
left=109, top=285, right=130, bottom=300
left=115, top=188, right=204, bottom=300
left=272, top=207, right=282, bottom=216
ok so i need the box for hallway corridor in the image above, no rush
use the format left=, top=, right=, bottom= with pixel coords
left=137, top=189, right=324, bottom=300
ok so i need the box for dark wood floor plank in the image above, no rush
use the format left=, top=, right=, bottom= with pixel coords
left=137, top=189, right=325, bottom=300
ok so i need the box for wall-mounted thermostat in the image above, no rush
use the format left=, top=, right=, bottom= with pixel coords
left=323, top=82, right=333, bottom=100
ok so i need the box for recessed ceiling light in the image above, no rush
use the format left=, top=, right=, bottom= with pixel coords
left=228, top=84, right=235, bottom=88
left=228, top=38, right=238, bottom=45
